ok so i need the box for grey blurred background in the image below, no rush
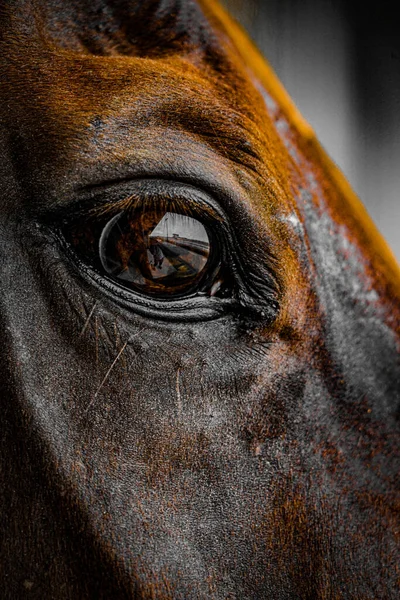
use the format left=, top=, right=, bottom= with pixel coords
left=220, top=0, right=400, bottom=262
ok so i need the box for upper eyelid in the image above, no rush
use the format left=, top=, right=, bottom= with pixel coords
left=47, top=179, right=228, bottom=226
left=88, top=194, right=225, bottom=223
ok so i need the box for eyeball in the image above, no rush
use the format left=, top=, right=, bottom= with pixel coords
left=98, top=208, right=212, bottom=297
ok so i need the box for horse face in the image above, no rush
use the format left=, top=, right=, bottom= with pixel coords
left=1, top=1, right=399, bottom=597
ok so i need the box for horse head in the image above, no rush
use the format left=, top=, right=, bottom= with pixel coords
left=0, top=1, right=399, bottom=597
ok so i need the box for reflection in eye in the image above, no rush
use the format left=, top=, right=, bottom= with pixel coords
left=99, top=209, right=211, bottom=296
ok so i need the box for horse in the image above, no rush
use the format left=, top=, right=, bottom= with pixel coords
left=0, top=0, right=399, bottom=598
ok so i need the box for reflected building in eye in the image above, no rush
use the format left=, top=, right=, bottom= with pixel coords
left=150, top=213, right=209, bottom=248
left=147, top=212, right=210, bottom=281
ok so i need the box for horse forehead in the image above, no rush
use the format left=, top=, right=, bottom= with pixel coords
left=1, top=0, right=274, bottom=142
left=22, top=0, right=219, bottom=55
left=0, top=10, right=293, bottom=225
left=1, top=0, right=248, bottom=96
left=7, top=53, right=248, bottom=132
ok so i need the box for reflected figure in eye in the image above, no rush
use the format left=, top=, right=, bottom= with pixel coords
left=148, top=238, right=164, bottom=269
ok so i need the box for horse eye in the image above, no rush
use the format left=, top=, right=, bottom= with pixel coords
left=64, top=202, right=224, bottom=300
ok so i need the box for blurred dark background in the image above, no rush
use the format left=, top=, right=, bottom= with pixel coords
left=220, top=0, right=400, bottom=262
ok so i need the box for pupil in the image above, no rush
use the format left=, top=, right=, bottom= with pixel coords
left=99, top=209, right=211, bottom=296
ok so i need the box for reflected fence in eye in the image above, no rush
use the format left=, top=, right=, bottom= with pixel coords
left=150, top=212, right=209, bottom=251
